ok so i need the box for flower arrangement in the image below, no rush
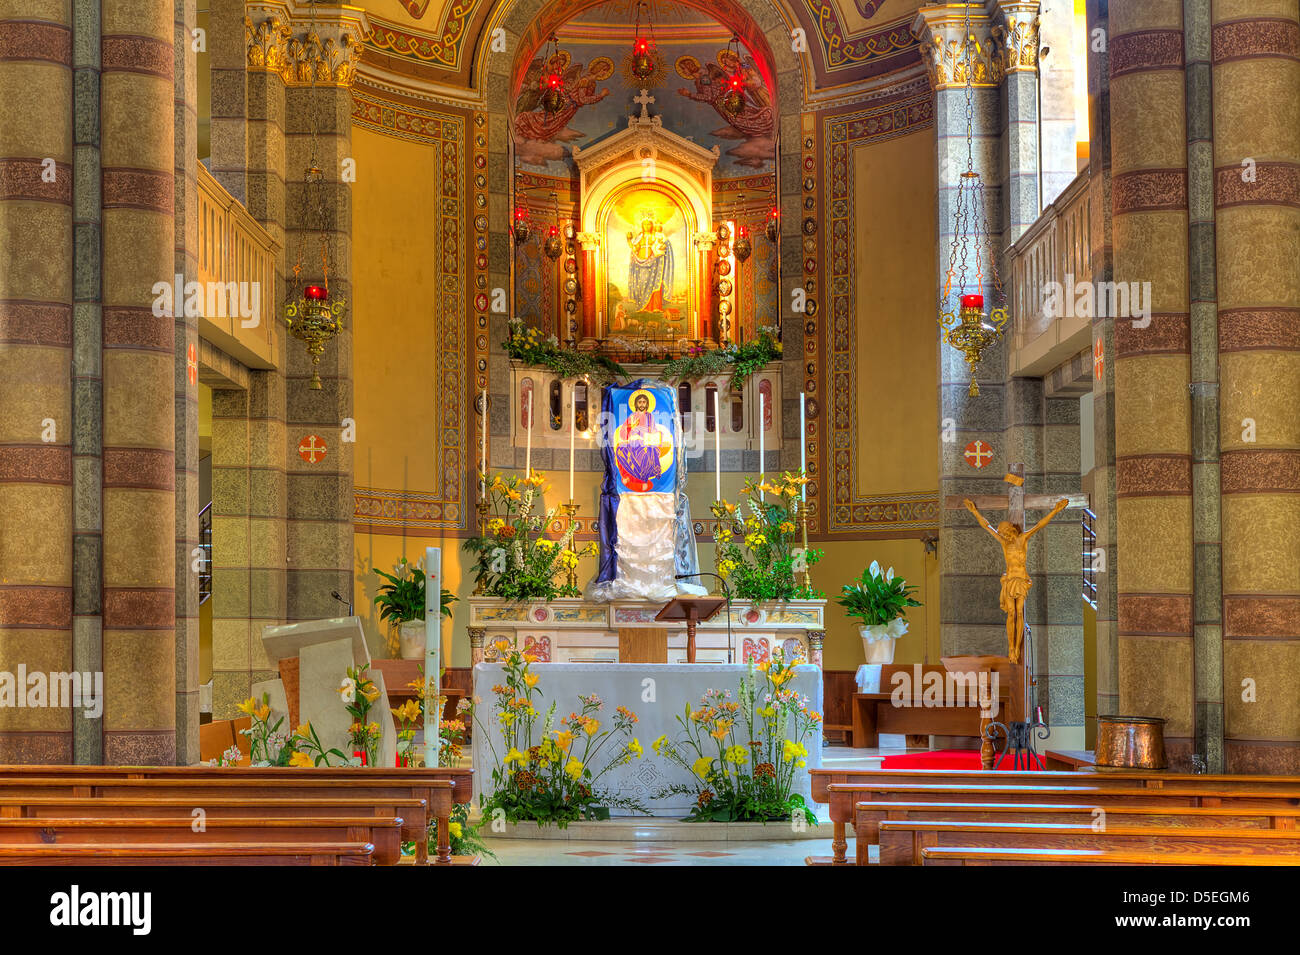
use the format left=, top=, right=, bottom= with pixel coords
left=230, top=696, right=347, bottom=767
left=471, top=638, right=647, bottom=827
left=836, top=560, right=922, bottom=631
left=659, top=326, right=782, bottom=390
left=504, top=319, right=624, bottom=382
left=391, top=699, right=421, bottom=766
left=463, top=470, right=598, bottom=601
left=339, top=664, right=382, bottom=765
left=372, top=555, right=456, bottom=657
left=406, top=668, right=470, bottom=766
left=652, top=649, right=820, bottom=824
left=710, top=471, right=824, bottom=602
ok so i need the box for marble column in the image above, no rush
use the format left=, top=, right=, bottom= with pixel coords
left=913, top=4, right=1011, bottom=658
left=0, top=0, right=75, bottom=762
left=1109, top=0, right=1195, bottom=770
left=1213, top=2, right=1300, bottom=773
left=100, top=0, right=177, bottom=764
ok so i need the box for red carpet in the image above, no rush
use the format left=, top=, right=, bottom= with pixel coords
left=879, top=749, right=989, bottom=770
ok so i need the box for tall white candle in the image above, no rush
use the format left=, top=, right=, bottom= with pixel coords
left=525, top=391, right=532, bottom=476
left=800, top=392, right=807, bottom=501
left=480, top=387, right=487, bottom=496
left=713, top=388, right=721, bottom=501
left=422, top=546, right=442, bottom=768
left=758, top=385, right=765, bottom=501
left=568, top=385, right=576, bottom=501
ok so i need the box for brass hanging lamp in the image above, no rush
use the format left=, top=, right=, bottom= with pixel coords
left=938, top=2, right=1007, bottom=397
left=282, top=3, right=345, bottom=390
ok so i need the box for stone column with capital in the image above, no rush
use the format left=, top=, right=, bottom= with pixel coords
left=469, top=627, right=486, bottom=666
left=805, top=630, right=825, bottom=669
left=577, top=232, right=600, bottom=340
left=913, top=4, right=1012, bottom=660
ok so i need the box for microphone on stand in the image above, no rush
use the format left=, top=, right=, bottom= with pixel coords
left=675, top=572, right=733, bottom=664
left=329, top=590, right=353, bottom=616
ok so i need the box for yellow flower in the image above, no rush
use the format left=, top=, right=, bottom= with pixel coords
left=361, top=683, right=381, bottom=703
left=448, top=821, right=463, bottom=840
left=565, top=758, right=584, bottom=780
left=536, top=538, right=557, bottom=551
left=783, top=739, right=808, bottom=762
left=583, top=718, right=600, bottom=736
left=296, top=723, right=312, bottom=738
left=253, top=702, right=270, bottom=722
left=692, top=757, right=712, bottom=779
left=627, top=738, right=643, bottom=759
left=779, top=521, right=796, bottom=534
left=710, top=726, right=729, bottom=740
left=288, top=751, right=313, bottom=767
left=744, top=533, right=767, bottom=548
left=504, top=747, right=526, bottom=766
left=651, top=734, right=668, bottom=754
left=499, top=711, right=516, bottom=726
left=235, top=697, right=256, bottom=715
left=553, top=730, right=576, bottom=751
left=524, top=673, right=539, bottom=688
left=488, top=518, right=505, bottom=534
left=724, top=744, right=748, bottom=765
left=493, top=637, right=512, bottom=652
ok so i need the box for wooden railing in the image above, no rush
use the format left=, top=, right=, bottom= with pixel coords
left=1006, top=167, right=1091, bottom=377
left=196, top=163, right=279, bottom=369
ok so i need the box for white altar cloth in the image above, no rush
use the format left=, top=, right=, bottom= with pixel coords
left=472, top=663, right=823, bottom=817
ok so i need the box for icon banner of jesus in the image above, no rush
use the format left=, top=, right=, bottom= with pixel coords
left=612, top=387, right=675, bottom=493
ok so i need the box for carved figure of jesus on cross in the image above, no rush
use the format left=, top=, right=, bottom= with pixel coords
left=944, top=463, right=1088, bottom=664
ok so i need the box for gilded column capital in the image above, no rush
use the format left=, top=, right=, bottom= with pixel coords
left=576, top=231, right=601, bottom=251
left=911, top=3, right=1004, bottom=91
left=245, top=1, right=370, bottom=88
left=988, top=1, right=1042, bottom=75
left=694, top=232, right=717, bottom=253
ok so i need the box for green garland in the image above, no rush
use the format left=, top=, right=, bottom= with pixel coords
left=504, top=320, right=625, bottom=383
left=659, top=328, right=783, bottom=390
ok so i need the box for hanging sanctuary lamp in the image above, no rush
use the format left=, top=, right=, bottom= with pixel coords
left=720, top=34, right=746, bottom=118
left=539, top=33, right=565, bottom=114
left=938, top=3, right=1008, bottom=397
left=629, top=1, right=659, bottom=83
left=543, top=191, right=563, bottom=260
left=282, top=4, right=346, bottom=390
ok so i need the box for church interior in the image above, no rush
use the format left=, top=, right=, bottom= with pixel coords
left=0, top=0, right=1297, bottom=884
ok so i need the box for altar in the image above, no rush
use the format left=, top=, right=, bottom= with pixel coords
left=467, top=597, right=827, bottom=666
left=471, top=662, right=823, bottom=816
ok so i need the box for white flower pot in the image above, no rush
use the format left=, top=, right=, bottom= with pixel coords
left=860, top=624, right=897, bottom=664
left=399, top=619, right=427, bottom=660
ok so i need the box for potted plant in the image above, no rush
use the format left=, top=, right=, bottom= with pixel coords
left=836, top=561, right=921, bottom=664
left=373, top=556, right=457, bottom=660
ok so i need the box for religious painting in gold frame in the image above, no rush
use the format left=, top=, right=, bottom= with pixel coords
left=599, top=181, right=697, bottom=341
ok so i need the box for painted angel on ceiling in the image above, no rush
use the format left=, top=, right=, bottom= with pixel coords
left=674, top=49, right=774, bottom=168
left=513, top=52, right=615, bottom=166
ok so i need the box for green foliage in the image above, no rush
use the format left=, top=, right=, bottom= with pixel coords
left=504, top=319, right=625, bottom=383
left=660, top=327, right=782, bottom=391
left=372, top=555, right=456, bottom=626
left=712, top=472, right=823, bottom=602
left=835, top=560, right=922, bottom=626
left=652, top=649, right=820, bottom=825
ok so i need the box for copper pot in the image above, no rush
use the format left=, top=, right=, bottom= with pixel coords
left=1095, top=715, right=1166, bottom=770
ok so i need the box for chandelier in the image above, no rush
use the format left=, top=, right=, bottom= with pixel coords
left=539, top=34, right=565, bottom=114
left=282, top=2, right=345, bottom=390
left=629, top=1, right=659, bottom=83
left=938, top=2, right=1007, bottom=396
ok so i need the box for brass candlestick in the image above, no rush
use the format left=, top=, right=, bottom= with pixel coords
left=474, top=496, right=491, bottom=595
left=560, top=501, right=580, bottom=591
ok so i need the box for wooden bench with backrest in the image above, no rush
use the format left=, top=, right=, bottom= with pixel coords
left=879, top=818, right=1300, bottom=865
left=0, top=841, right=374, bottom=866
left=920, top=846, right=1300, bottom=866
left=0, top=814, right=405, bottom=864
left=0, top=765, right=470, bottom=863
left=853, top=801, right=1300, bottom=864
left=810, top=768, right=1300, bottom=864
left=0, top=775, right=456, bottom=863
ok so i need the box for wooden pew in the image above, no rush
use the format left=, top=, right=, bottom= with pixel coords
left=0, top=815, right=405, bottom=865
left=920, top=846, right=1299, bottom=866
left=0, top=766, right=469, bottom=864
left=0, top=841, right=375, bottom=866
left=880, top=818, right=1300, bottom=865
left=810, top=767, right=1300, bottom=864
left=854, top=801, right=1300, bottom=863
left=0, top=776, right=456, bottom=864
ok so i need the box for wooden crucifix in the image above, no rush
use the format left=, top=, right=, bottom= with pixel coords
left=943, top=463, right=1089, bottom=664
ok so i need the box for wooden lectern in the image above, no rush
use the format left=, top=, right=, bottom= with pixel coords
left=655, top=596, right=727, bottom=663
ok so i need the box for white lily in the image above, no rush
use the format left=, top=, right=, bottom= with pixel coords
left=869, top=559, right=882, bottom=578
left=339, top=676, right=356, bottom=705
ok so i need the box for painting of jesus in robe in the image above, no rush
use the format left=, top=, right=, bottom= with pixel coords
left=612, top=388, right=675, bottom=493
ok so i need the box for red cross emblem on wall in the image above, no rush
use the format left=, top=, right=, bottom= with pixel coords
left=298, top=434, right=327, bottom=463
left=963, top=440, right=993, bottom=469
left=1094, top=337, right=1104, bottom=380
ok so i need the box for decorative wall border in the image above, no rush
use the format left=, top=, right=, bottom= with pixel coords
left=824, top=89, right=938, bottom=533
